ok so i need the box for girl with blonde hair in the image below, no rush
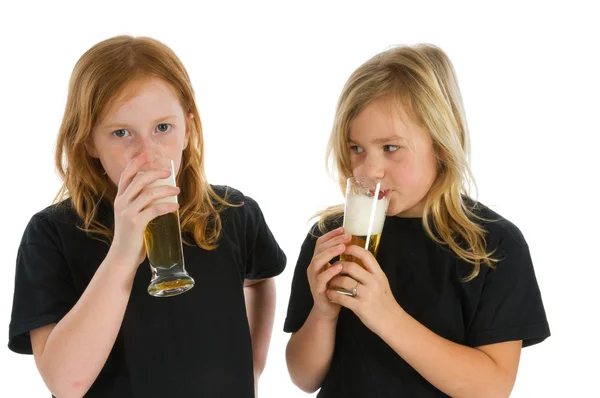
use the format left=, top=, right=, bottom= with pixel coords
left=8, top=35, right=286, bottom=397
left=284, top=44, right=549, bottom=397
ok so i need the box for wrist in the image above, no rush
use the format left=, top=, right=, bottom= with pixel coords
left=101, top=250, right=139, bottom=288
left=309, top=307, right=339, bottom=325
left=375, top=303, right=408, bottom=338
left=107, top=241, right=144, bottom=267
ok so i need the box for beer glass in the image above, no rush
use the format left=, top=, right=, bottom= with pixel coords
left=143, top=155, right=195, bottom=297
left=338, top=177, right=389, bottom=295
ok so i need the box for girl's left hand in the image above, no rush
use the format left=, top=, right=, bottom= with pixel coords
left=327, top=244, right=405, bottom=335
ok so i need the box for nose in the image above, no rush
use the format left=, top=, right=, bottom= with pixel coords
left=126, top=136, right=161, bottom=161
left=354, top=154, right=385, bottom=180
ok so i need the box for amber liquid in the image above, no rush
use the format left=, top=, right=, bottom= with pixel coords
left=340, top=234, right=382, bottom=267
left=337, top=234, right=382, bottom=295
left=150, top=279, right=192, bottom=292
left=144, top=211, right=184, bottom=270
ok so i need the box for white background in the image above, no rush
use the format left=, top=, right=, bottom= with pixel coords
left=1, top=1, right=598, bottom=396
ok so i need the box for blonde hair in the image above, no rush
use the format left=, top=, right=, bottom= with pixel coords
left=319, top=44, right=497, bottom=281
left=54, top=35, right=236, bottom=249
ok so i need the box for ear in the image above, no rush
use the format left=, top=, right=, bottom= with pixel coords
left=184, top=113, right=193, bottom=149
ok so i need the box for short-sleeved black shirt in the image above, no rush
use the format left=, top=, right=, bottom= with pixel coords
left=9, top=186, right=286, bottom=398
left=284, top=203, right=550, bottom=397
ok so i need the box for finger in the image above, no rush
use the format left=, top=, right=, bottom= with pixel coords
left=314, top=263, right=343, bottom=291
left=316, top=226, right=344, bottom=241
left=120, top=168, right=173, bottom=204
left=307, top=243, right=346, bottom=277
left=314, top=227, right=345, bottom=253
left=343, top=244, right=382, bottom=274
left=131, top=185, right=181, bottom=214
left=326, top=288, right=358, bottom=311
left=314, top=232, right=351, bottom=257
left=328, top=275, right=359, bottom=292
left=338, top=261, right=372, bottom=285
left=117, top=153, right=149, bottom=195
left=137, top=202, right=180, bottom=228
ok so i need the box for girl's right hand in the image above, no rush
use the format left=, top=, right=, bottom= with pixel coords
left=108, top=154, right=181, bottom=269
left=307, top=227, right=351, bottom=321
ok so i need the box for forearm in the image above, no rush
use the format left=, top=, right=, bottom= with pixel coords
left=379, top=309, right=514, bottom=398
left=285, top=308, right=338, bottom=393
left=244, top=278, right=276, bottom=378
left=37, top=254, right=135, bottom=398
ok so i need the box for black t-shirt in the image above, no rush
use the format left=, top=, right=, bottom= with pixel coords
left=9, top=186, right=286, bottom=398
left=284, top=203, right=550, bottom=397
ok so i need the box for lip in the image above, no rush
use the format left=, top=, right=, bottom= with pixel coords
left=371, top=188, right=390, bottom=200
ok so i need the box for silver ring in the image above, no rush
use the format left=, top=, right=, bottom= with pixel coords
left=352, top=282, right=360, bottom=297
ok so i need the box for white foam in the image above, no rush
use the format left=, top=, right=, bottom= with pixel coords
left=144, top=172, right=178, bottom=204
left=343, top=194, right=388, bottom=236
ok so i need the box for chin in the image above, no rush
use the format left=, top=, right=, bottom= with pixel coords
left=106, top=175, right=120, bottom=188
left=385, top=200, right=403, bottom=217
left=385, top=192, right=404, bottom=216
left=386, top=197, right=423, bottom=218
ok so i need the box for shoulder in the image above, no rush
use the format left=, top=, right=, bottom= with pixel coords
left=465, top=199, right=533, bottom=280
left=210, top=184, right=260, bottom=214
left=209, top=185, right=269, bottom=237
left=466, top=199, right=528, bottom=251
left=210, top=184, right=245, bottom=204
left=22, top=199, right=80, bottom=246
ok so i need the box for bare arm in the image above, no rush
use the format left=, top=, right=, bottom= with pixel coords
left=285, top=308, right=338, bottom=393
left=285, top=227, right=350, bottom=393
left=244, top=278, right=276, bottom=397
left=31, top=255, right=135, bottom=398
left=379, top=309, right=521, bottom=398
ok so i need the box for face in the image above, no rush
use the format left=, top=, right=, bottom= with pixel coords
left=348, top=98, right=438, bottom=217
left=87, top=76, right=191, bottom=190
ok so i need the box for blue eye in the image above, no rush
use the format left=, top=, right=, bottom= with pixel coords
left=156, top=123, right=171, bottom=133
left=112, top=129, right=130, bottom=138
left=383, top=145, right=399, bottom=152
left=350, top=145, right=364, bottom=154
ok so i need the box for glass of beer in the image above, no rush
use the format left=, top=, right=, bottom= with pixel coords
left=143, top=155, right=195, bottom=297
left=338, top=176, right=389, bottom=295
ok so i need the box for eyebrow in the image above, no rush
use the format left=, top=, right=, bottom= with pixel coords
left=347, top=135, right=406, bottom=145
left=102, top=115, right=178, bottom=130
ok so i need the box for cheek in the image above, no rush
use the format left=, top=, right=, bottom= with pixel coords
left=387, top=162, right=414, bottom=189
left=101, top=160, right=127, bottom=187
left=167, top=137, right=187, bottom=174
left=385, top=157, right=436, bottom=212
left=165, top=131, right=188, bottom=167
left=95, top=148, right=127, bottom=185
left=419, top=153, right=438, bottom=189
left=395, top=155, right=435, bottom=189
left=173, top=156, right=184, bottom=177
